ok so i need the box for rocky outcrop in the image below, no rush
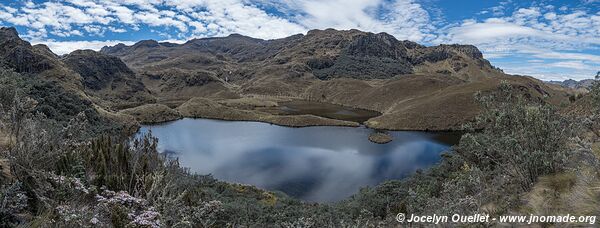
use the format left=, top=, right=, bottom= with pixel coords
left=310, top=33, right=415, bottom=80
left=0, top=28, right=68, bottom=76
left=63, top=50, right=137, bottom=90
left=368, top=132, right=393, bottom=144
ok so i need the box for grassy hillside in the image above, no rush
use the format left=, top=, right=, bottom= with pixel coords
left=1, top=73, right=596, bottom=226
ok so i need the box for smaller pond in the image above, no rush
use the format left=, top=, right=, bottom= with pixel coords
left=139, top=118, right=461, bottom=202
left=257, top=100, right=381, bottom=123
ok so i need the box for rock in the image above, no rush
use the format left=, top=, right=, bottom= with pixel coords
left=0, top=27, right=19, bottom=40
left=368, top=132, right=393, bottom=144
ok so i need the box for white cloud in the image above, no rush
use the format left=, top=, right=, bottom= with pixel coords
left=253, top=0, right=432, bottom=41
left=549, top=61, right=589, bottom=70
left=0, top=0, right=434, bottom=42
left=1, top=0, right=598, bottom=80
left=0, top=0, right=311, bottom=40
left=33, top=40, right=136, bottom=55
left=527, top=59, right=545, bottom=63
left=178, top=0, right=306, bottom=39
left=436, top=3, right=600, bottom=80
left=530, top=51, right=600, bottom=63
left=439, top=6, right=600, bottom=48
left=499, top=62, right=597, bottom=81
left=444, top=20, right=543, bottom=41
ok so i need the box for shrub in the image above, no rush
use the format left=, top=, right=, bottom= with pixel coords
left=339, top=81, right=578, bottom=220
left=0, top=182, right=28, bottom=227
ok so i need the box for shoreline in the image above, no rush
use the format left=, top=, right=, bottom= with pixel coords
left=136, top=115, right=466, bottom=133
left=118, top=97, right=468, bottom=133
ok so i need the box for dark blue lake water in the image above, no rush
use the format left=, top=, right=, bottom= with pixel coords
left=139, top=118, right=460, bottom=202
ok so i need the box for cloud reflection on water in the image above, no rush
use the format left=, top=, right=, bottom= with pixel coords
left=139, top=118, right=457, bottom=202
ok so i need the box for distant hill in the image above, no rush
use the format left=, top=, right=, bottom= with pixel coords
left=101, top=29, right=501, bottom=81
left=547, top=79, right=595, bottom=90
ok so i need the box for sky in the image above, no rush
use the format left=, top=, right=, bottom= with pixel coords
left=0, top=0, right=598, bottom=81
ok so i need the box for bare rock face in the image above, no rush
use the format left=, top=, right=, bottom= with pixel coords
left=310, top=32, right=414, bottom=80
left=100, top=43, right=128, bottom=55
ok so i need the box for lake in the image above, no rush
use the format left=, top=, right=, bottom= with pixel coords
left=257, top=100, right=382, bottom=123
left=138, top=118, right=461, bottom=202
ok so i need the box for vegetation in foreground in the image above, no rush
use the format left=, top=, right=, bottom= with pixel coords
left=1, top=67, right=600, bottom=227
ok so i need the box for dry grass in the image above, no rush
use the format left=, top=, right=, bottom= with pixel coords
left=176, top=97, right=358, bottom=127
left=523, top=173, right=577, bottom=215
left=119, top=104, right=182, bottom=124
left=217, top=97, right=278, bottom=109
left=522, top=168, right=600, bottom=221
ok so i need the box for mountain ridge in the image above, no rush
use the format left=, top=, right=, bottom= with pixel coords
left=100, top=29, right=498, bottom=80
left=548, top=79, right=595, bottom=90
left=0, top=27, right=571, bottom=130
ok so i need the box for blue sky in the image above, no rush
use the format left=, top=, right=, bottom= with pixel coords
left=0, top=0, right=598, bottom=80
